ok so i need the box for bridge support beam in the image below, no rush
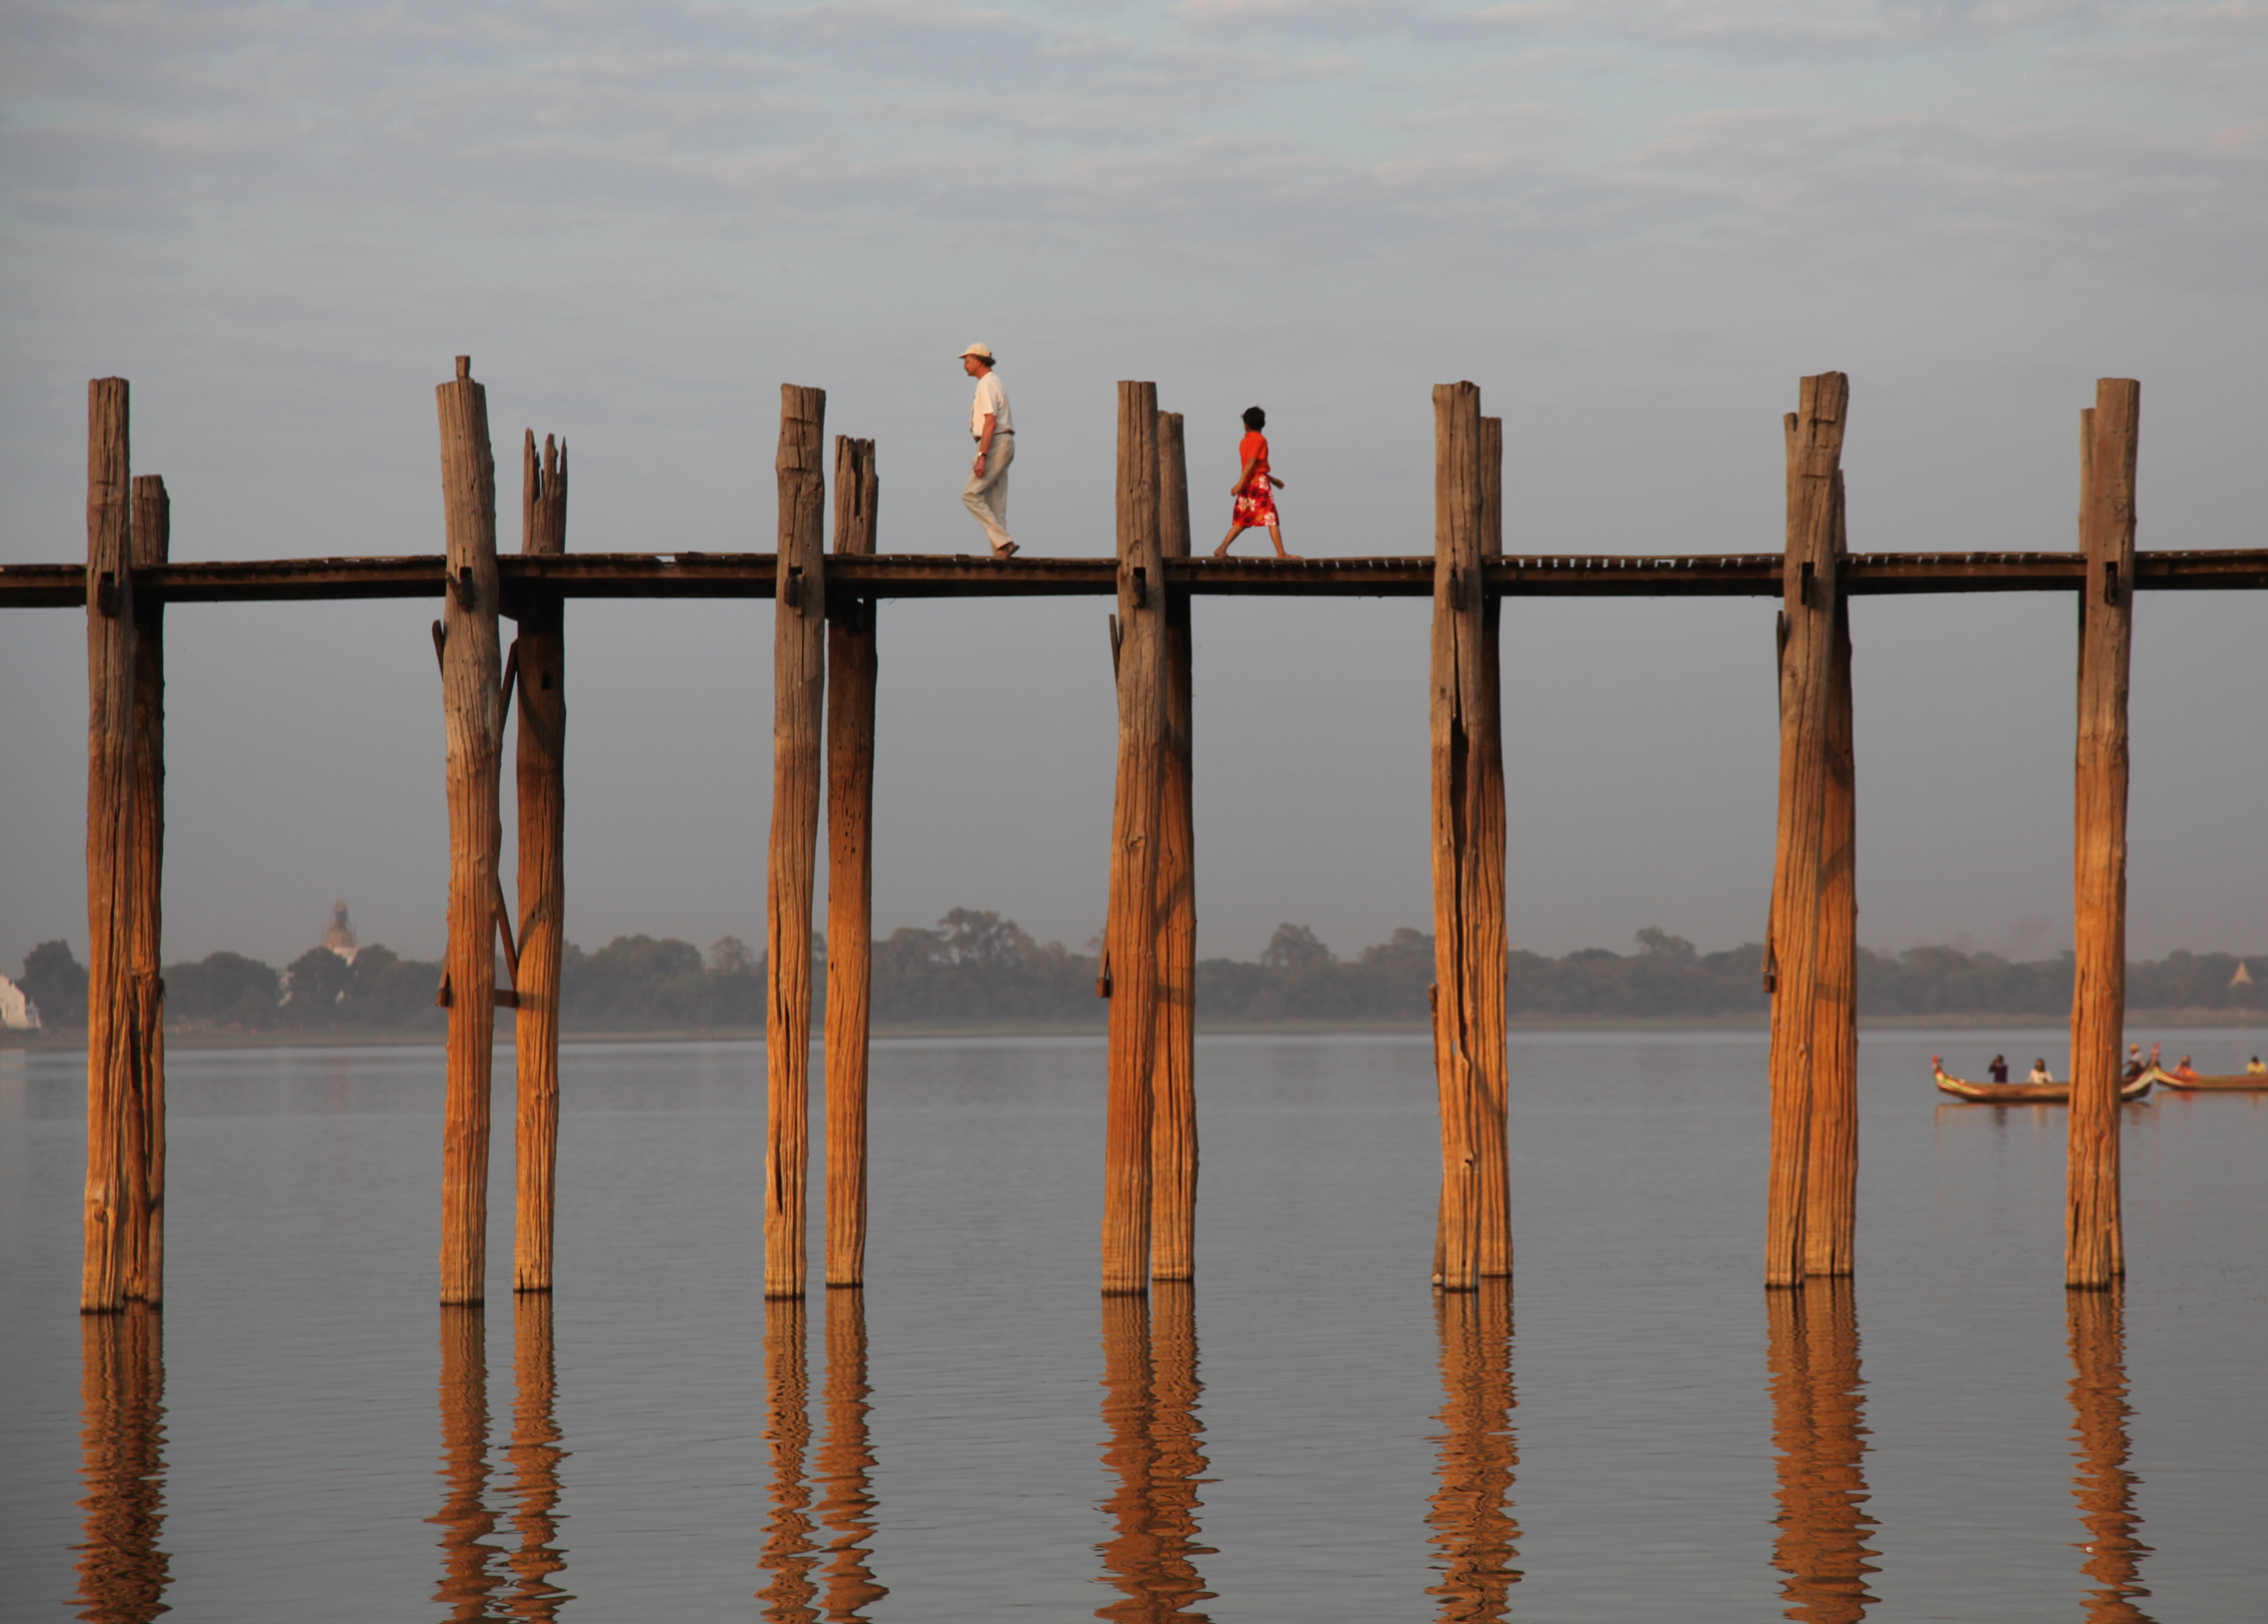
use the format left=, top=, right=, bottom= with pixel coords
left=1428, top=381, right=1509, bottom=1291
left=767, top=385, right=829, bottom=1299
left=124, top=473, right=169, bottom=1306
left=1151, top=409, right=1198, bottom=1282
left=2067, top=379, right=2138, bottom=1289
left=513, top=431, right=569, bottom=1293
left=1102, top=381, right=1165, bottom=1295
left=825, top=434, right=879, bottom=1288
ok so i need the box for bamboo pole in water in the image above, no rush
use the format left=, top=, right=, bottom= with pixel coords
left=767, top=384, right=828, bottom=1299
left=1429, top=381, right=1504, bottom=1291
left=825, top=434, right=879, bottom=1289
left=2068, top=380, right=2138, bottom=1290
left=82, top=377, right=137, bottom=1315
left=1805, top=478, right=1859, bottom=1279
left=1151, top=409, right=1199, bottom=1282
left=1472, top=413, right=1511, bottom=1279
left=1102, top=382, right=1165, bottom=1296
left=436, top=357, right=504, bottom=1307
left=1765, top=372, right=1848, bottom=1288
left=513, top=431, right=568, bottom=1294
left=124, top=474, right=168, bottom=1306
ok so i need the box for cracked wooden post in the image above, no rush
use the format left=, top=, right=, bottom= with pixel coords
left=436, top=355, right=504, bottom=1306
left=1102, top=381, right=1164, bottom=1296
left=1474, top=413, right=1510, bottom=1278
left=825, top=434, right=879, bottom=1288
left=81, top=377, right=137, bottom=1314
left=513, top=431, right=568, bottom=1294
left=1429, top=381, right=1505, bottom=1291
left=125, top=473, right=168, bottom=1305
left=2068, top=378, right=2138, bottom=1290
left=767, top=384, right=828, bottom=1299
left=1765, top=371, right=1848, bottom=1289
left=1806, top=475, right=1858, bottom=1278
left=1151, top=408, right=1198, bottom=1282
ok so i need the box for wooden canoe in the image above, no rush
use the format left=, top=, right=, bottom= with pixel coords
left=1932, top=1058, right=2153, bottom=1104
left=2147, top=1065, right=2268, bottom=1092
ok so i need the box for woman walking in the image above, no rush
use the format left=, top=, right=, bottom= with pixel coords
left=1215, top=406, right=1298, bottom=559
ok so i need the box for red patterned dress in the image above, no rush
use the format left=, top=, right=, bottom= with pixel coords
left=1232, top=430, right=1277, bottom=529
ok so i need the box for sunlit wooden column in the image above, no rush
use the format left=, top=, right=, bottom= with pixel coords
left=82, top=377, right=138, bottom=1314
left=1150, top=409, right=1199, bottom=1281
left=1765, top=371, right=1848, bottom=1288
left=1473, top=413, right=1511, bottom=1277
left=1805, top=476, right=1859, bottom=1278
left=435, top=357, right=504, bottom=1307
left=2068, top=379, right=2138, bottom=1289
left=123, top=473, right=169, bottom=1305
left=825, top=434, right=879, bottom=1288
left=1101, top=381, right=1165, bottom=1295
left=513, top=431, right=568, bottom=1294
left=766, top=384, right=828, bottom=1299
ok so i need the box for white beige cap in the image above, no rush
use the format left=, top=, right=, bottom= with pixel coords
left=958, top=342, right=995, bottom=362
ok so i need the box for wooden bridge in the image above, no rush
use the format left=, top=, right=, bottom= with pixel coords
left=15, top=363, right=2257, bottom=1314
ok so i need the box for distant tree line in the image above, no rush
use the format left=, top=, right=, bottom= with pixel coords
left=11, top=917, right=2262, bottom=1034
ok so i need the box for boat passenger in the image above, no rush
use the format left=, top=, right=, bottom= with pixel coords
left=2173, top=1055, right=2201, bottom=1081
left=2121, top=1044, right=2147, bottom=1083
left=2027, top=1059, right=2053, bottom=1085
left=2248, top=1056, right=2265, bottom=1075
left=1988, top=1054, right=2009, bottom=1084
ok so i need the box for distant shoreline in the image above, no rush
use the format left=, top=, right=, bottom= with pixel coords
left=7, top=1007, right=2262, bottom=1054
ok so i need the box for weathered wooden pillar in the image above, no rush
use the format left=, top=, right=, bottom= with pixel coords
left=1151, top=409, right=1198, bottom=1282
left=1805, top=479, right=1859, bottom=1278
left=82, top=377, right=137, bottom=1314
left=1765, top=372, right=1848, bottom=1288
left=767, top=384, right=828, bottom=1300
left=436, top=356, right=504, bottom=1307
left=825, top=435, right=879, bottom=1289
left=1428, top=381, right=1506, bottom=1290
left=123, top=474, right=168, bottom=1306
left=1102, top=381, right=1165, bottom=1295
left=513, top=431, right=568, bottom=1294
left=1473, top=414, right=1511, bottom=1278
left=2068, top=379, right=2138, bottom=1289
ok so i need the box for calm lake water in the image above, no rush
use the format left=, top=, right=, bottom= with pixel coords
left=2, top=1029, right=2262, bottom=1621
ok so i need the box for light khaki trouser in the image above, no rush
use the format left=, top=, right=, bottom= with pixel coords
left=962, top=435, right=1014, bottom=553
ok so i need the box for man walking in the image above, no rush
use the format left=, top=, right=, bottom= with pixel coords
left=959, top=343, right=1017, bottom=559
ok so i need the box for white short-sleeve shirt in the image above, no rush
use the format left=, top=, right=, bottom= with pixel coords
left=970, top=371, right=1012, bottom=437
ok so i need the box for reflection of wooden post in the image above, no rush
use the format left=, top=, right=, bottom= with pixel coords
left=514, top=432, right=568, bottom=1294
left=431, top=1307, right=504, bottom=1620
left=1429, top=382, right=1506, bottom=1290
left=74, top=1306, right=170, bottom=1621
left=1148, top=1280, right=1211, bottom=1615
left=1102, top=382, right=1164, bottom=1296
left=767, top=385, right=828, bottom=1300
left=1806, top=482, right=1858, bottom=1279
left=1766, top=373, right=1848, bottom=1288
left=1097, top=1294, right=1162, bottom=1610
left=2065, top=1286, right=2151, bottom=1620
left=82, top=377, right=137, bottom=1314
left=1766, top=1278, right=1878, bottom=1623
left=436, top=358, right=504, bottom=1307
left=825, top=435, right=879, bottom=1289
left=507, top=1293, right=569, bottom=1620
left=760, top=1299, right=820, bottom=1616
left=818, top=1288, right=888, bottom=1617
left=1152, top=410, right=1199, bottom=1282
left=1428, top=1277, right=1520, bottom=1615
left=2069, top=380, right=2138, bottom=1290
left=125, top=474, right=168, bottom=1306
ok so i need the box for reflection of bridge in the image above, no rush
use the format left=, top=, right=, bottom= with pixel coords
left=18, top=369, right=2249, bottom=1310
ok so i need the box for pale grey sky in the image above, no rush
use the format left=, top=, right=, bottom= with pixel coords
left=3, top=0, right=2262, bottom=973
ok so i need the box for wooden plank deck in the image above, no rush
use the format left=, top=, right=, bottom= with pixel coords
left=4, top=547, right=2265, bottom=610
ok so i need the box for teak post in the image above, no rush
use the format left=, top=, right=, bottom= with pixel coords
left=825, top=434, right=879, bottom=1288
left=125, top=474, right=169, bottom=1305
left=1765, top=372, right=1849, bottom=1288
left=1473, top=413, right=1511, bottom=1278
left=436, top=356, right=504, bottom=1306
left=1102, top=381, right=1165, bottom=1295
left=81, top=377, right=137, bottom=1313
left=513, top=431, right=568, bottom=1293
left=1805, top=478, right=1858, bottom=1278
left=2068, top=379, right=2138, bottom=1289
left=767, top=384, right=828, bottom=1299
left=1428, top=381, right=1507, bottom=1290
left=1151, top=409, right=1198, bottom=1282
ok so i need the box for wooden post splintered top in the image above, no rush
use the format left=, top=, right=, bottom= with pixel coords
left=455, top=356, right=471, bottom=380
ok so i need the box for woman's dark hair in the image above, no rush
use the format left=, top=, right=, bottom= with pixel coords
left=1242, top=406, right=1266, bottom=431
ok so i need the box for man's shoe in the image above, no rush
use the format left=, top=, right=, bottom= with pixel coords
left=993, top=541, right=1020, bottom=560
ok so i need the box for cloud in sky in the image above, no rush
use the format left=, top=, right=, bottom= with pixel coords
left=2, top=0, right=2263, bottom=970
